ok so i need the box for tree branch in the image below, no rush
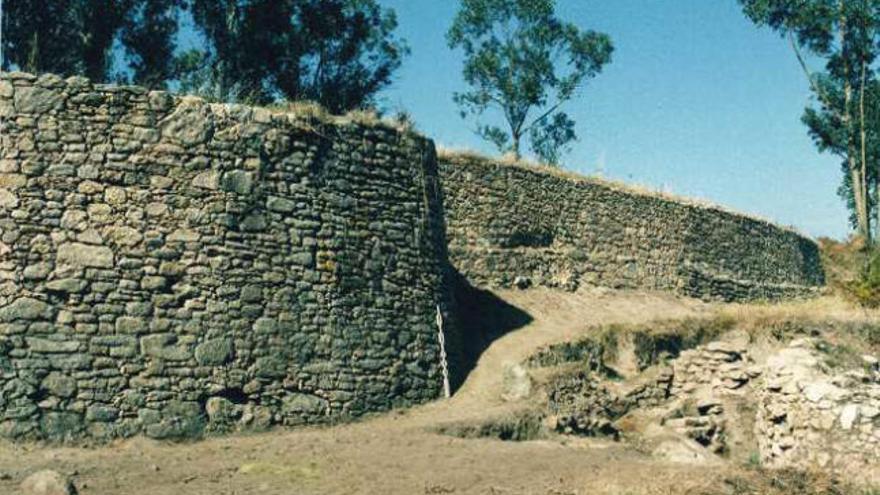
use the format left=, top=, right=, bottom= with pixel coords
left=522, top=99, right=565, bottom=133
left=788, top=31, right=841, bottom=119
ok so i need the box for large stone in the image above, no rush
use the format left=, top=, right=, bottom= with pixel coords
left=254, top=356, right=287, bottom=378
left=141, top=276, right=168, bottom=291
left=141, top=334, right=192, bottom=361
left=803, top=380, right=845, bottom=403
left=26, top=337, right=79, bottom=353
left=45, top=279, right=88, bottom=294
left=42, top=372, right=77, bottom=398
left=192, top=170, right=220, bottom=190
left=115, top=317, right=147, bottom=335
left=39, top=412, right=84, bottom=441
left=0, top=79, right=12, bottom=98
left=60, top=210, right=87, bottom=230
left=240, top=214, right=267, bottom=232
left=206, top=397, right=241, bottom=423
left=0, top=188, right=18, bottom=208
left=144, top=400, right=205, bottom=439
left=108, top=226, right=143, bottom=247
left=267, top=196, right=296, bottom=213
left=0, top=297, right=51, bottom=322
left=19, top=470, right=75, bottom=495
left=281, top=393, right=328, bottom=415
left=56, top=243, right=114, bottom=268
left=168, top=229, right=200, bottom=243
left=159, top=98, right=214, bottom=146
left=85, top=405, right=119, bottom=422
left=840, top=404, right=859, bottom=430
left=14, top=84, right=64, bottom=114
left=501, top=362, right=532, bottom=401
left=0, top=173, right=26, bottom=190
left=103, top=187, right=127, bottom=205
left=23, top=263, right=52, bottom=280
left=195, top=339, right=233, bottom=366
left=221, top=170, right=254, bottom=195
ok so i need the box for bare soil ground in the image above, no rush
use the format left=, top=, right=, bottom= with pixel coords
left=0, top=288, right=871, bottom=495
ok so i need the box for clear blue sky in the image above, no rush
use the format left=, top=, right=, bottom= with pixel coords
left=375, top=0, right=848, bottom=240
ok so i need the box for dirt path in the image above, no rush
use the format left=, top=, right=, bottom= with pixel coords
left=1, top=288, right=727, bottom=495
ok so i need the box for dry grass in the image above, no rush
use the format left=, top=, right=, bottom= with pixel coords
left=719, top=295, right=877, bottom=328
left=819, top=236, right=866, bottom=289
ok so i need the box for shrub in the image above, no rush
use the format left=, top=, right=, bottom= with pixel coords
left=846, top=249, right=880, bottom=308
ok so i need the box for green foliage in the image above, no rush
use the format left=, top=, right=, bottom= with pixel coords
left=2, top=0, right=406, bottom=112
left=447, top=0, right=612, bottom=163
left=1, top=0, right=179, bottom=86
left=187, top=0, right=408, bottom=111
left=739, top=0, right=880, bottom=241
left=120, top=0, right=182, bottom=88
left=846, top=248, right=880, bottom=308
left=172, top=49, right=262, bottom=104
left=802, top=76, right=880, bottom=235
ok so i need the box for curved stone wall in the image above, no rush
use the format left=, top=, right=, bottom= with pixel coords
left=0, top=72, right=456, bottom=441
left=439, top=153, right=824, bottom=301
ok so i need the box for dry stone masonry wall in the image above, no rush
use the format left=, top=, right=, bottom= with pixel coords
left=756, top=340, right=880, bottom=482
left=0, top=72, right=457, bottom=441
left=439, top=154, right=824, bottom=301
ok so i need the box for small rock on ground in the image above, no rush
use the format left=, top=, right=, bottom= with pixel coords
left=20, top=470, right=76, bottom=495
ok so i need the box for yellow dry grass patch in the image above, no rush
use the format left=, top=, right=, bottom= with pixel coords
left=238, top=460, right=321, bottom=481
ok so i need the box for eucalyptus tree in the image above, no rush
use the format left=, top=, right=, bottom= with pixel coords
left=447, top=0, right=613, bottom=163
left=1, top=0, right=180, bottom=88
left=186, top=0, right=408, bottom=111
left=740, top=0, right=880, bottom=243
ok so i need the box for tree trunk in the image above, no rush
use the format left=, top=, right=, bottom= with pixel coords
left=512, top=133, right=521, bottom=161
left=26, top=32, right=40, bottom=73
left=839, top=3, right=871, bottom=245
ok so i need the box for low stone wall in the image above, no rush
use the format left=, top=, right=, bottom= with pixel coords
left=439, top=153, right=824, bottom=301
left=671, top=341, right=760, bottom=396
left=0, top=72, right=457, bottom=441
left=756, top=340, right=880, bottom=482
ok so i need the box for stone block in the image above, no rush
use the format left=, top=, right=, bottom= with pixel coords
left=141, top=334, right=192, bottom=361
left=41, top=372, right=77, bottom=398
left=116, top=317, right=147, bottom=335
left=45, top=278, right=88, bottom=294
left=14, top=84, right=64, bottom=113
left=56, top=242, right=114, bottom=268
left=194, top=339, right=233, bottom=366
left=26, top=337, right=79, bottom=353
left=0, top=297, right=52, bottom=322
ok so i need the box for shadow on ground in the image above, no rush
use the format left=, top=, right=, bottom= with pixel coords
left=448, top=268, right=533, bottom=392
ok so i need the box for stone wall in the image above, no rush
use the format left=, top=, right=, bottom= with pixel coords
left=439, top=153, right=824, bottom=301
left=0, top=72, right=457, bottom=441
left=756, top=340, right=880, bottom=482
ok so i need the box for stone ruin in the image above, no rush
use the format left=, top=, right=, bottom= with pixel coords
left=0, top=71, right=828, bottom=442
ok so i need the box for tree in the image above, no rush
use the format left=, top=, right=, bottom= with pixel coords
left=740, top=0, right=879, bottom=244
left=802, top=77, right=880, bottom=239
left=186, top=0, right=408, bottom=111
left=291, top=0, right=408, bottom=113
left=2, top=0, right=82, bottom=75
left=446, top=0, right=613, bottom=163
left=120, top=0, right=182, bottom=89
left=1, top=0, right=179, bottom=88
left=72, top=0, right=136, bottom=82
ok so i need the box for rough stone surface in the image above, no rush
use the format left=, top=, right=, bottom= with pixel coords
left=671, top=341, right=759, bottom=396
left=439, top=154, right=824, bottom=301
left=755, top=340, right=880, bottom=482
left=0, top=72, right=459, bottom=442
left=19, top=470, right=75, bottom=495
